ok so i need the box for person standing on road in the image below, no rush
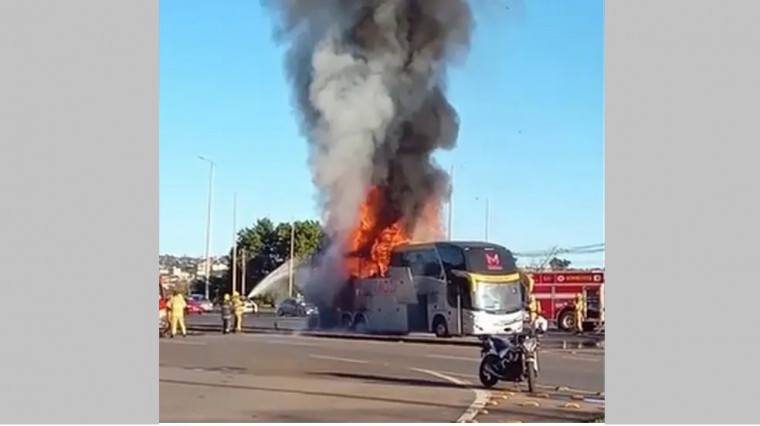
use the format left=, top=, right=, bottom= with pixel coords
left=167, top=290, right=188, bottom=338
left=528, top=294, right=541, bottom=323
left=232, top=291, right=244, bottom=333
left=573, top=292, right=586, bottom=335
left=220, top=293, right=233, bottom=334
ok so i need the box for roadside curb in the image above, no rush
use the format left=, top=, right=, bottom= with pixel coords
left=185, top=325, right=604, bottom=348
left=475, top=389, right=605, bottom=423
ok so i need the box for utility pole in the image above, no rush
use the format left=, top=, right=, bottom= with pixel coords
left=198, top=156, right=215, bottom=300
left=288, top=221, right=295, bottom=298
left=447, top=163, right=454, bottom=240
left=448, top=164, right=462, bottom=334
left=231, top=192, right=238, bottom=295
left=241, top=248, right=247, bottom=298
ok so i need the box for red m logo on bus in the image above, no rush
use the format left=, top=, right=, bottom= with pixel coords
left=485, top=253, right=501, bottom=268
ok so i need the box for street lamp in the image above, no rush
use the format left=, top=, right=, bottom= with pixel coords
left=198, top=156, right=215, bottom=300
left=447, top=163, right=454, bottom=241
left=231, top=191, right=237, bottom=295
left=288, top=220, right=296, bottom=298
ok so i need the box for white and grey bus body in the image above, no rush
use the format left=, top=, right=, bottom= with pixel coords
left=347, top=244, right=527, bottom=337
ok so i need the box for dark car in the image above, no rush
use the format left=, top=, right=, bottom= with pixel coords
left=276, top=298, right=318, bottom=317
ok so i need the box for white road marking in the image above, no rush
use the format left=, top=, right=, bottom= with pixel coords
left=432, top=370, right=475, bottom=379
left=424, top=369, right=602, bottom=395
left=261, top=339, right=321, bottom=347
left=309, top=354, right=368, bottom=364
left=425, top=354, right=479, bottom=362
left=543, top=348, right=605, bottom=355
left=412, top=368, right=489, bottom=424
left=559, top=355, right=603, bottom=363
left=160, top=340, right=206, bottom=346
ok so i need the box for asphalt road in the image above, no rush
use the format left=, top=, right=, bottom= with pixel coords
left=160, top=331, right=604, bottom=422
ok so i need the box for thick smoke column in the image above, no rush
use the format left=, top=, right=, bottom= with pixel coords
left=264, top=0, right=474, bottom=287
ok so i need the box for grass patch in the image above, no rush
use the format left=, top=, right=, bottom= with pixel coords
left=589, top=415, right=605, bottom=423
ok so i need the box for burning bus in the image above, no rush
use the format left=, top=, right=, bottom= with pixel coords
left=311, top=240, right=530, bottom=337
left=265, top=0, right=501, bottom=337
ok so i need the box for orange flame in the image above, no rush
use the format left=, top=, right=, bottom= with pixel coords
left=344, top=186, right=444, bottom=279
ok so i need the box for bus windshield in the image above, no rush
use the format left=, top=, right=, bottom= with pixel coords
left=471, top=281, right=523, bottom=314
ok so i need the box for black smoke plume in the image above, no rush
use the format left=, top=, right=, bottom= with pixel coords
left=263, top=0, right=474, bottom=304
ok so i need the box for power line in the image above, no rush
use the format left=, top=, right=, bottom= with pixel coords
left=513, top=243, right=604, bottom=258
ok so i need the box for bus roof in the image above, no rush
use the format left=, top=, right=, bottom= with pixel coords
left=395, top=240, right=512, bottom=252
left=393, top=240, right=519, bottom=275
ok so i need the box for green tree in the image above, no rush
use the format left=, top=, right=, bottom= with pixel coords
left=224, top=217, right=327, bottom=297
left=274, top=220, right=325, bottom=260
left=549, top=257, right=572, bottom=271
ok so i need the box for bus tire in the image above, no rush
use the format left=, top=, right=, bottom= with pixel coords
left=340, top=313, right=353, bottom=331
left=433, top=316, right=450, bottom=338
left=353, top=314, right=367, bottom=333
left=557, top=309, right=575, bottom=332
left=307, top=315, right=319, bottom=330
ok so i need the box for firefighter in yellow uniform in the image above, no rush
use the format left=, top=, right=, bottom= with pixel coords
left=167, top=290, right=187, bottom=338
left=528, top=294, right=541, bottom=323
left=573, top=292, right=586, bottom=334
left=526, top=274, right=535, bottom=295
left=232, top=291, right=244, bottom=333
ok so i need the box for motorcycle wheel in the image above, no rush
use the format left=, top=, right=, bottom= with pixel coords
left=478, top=355, right=500, bottom=388
left=526, top=359, right=536, bottom=393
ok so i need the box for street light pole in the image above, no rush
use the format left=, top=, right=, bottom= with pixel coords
left=231, top=192, right=238, bottom=295
left=447, top=163, right=454, bottom=241
left=199, top=156, right=215, bottom=301
left=288, top=221, right=295, bottom=298
left=241, top=248, right=247, bottom=297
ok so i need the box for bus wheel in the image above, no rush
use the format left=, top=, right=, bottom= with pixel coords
left=353, top=315, right=367, bottom=333
left=340, top=314, right=353, bottom=331
left=433, top=316, right=449, bottom=338
left=307, top=315, right=319, bottom=330
left=558, top=310, right=575, bottom=331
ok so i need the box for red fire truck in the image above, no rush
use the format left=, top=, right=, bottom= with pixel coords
left=529, top=270, right=605, bottom=332
left=159, top=277, right=169, bottom=337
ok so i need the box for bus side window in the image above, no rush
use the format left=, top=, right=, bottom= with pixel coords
left=438, top=245, right=466, bottom=272
left=403, top=251, right=424, bottom=276
left=390, top=251, right=408, bottom=268
left=421, top=249, right=443, bottom=278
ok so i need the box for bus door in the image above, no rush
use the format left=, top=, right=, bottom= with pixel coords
left=437, top=244, right=471, bottom=335
left=396, top=248, right=450, bottom=332
left=406, top=292, right=429, bottom=332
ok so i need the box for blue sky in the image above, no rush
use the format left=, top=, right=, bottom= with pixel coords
left=159, top=0, right=604, bottom=267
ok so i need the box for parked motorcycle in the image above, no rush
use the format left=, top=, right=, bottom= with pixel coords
left=477, top=318, right=547, bottom=392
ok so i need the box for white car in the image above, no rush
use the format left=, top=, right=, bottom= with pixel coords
left=243, top=300, right=258, bottom=314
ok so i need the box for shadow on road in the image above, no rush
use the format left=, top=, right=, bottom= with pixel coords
left=308, top=372, right=466, bottom=390
left=478, top=403, right=604, bottom=423
left=159, top=378, right=468, bottom=410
